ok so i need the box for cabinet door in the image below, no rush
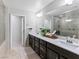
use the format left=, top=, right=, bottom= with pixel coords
left=40, top=39, right=46, bottom=47
left=29, top=35, right=35, bottom=49
left=32, top=38, right=35, bottom=49
left=29, top=35, right=32, bottom=47
left=60, top=56, right=67, bottom=59
left=34, top=38, right=40, bottom=55
left=40, top=44, right=47, bottom=59
left=40, top=50, right=46, bottom=59
left=35, top=46, right=40, bottom=55
left=47, top=48, right=58, bottom=59
left=35, top=39, right=40, bottom=48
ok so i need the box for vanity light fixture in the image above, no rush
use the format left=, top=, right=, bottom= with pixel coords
left=36, top=12, right=43, bottom=17
left=65, top=0, right=73, bottom=5
left=65, top=19, right=72, bottom=22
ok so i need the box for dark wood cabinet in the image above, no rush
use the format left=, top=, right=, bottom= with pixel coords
left=40, top=50, right=46, bottom=59
left=29, top=35, right=34, bottom=48
left=40, top=44, right=47, bottom=59
left=29, top=34, right=79, bottom=59
left=40, top=39, right=47, bottom=46
left=34, top=37, right=40, bottom=55
left=60, top=56, right=67, bottom=59
left=35, top=39, right=39, bottom=47
left=47, top=48, right=58, bottom=59
left=35, top=46, right=40, bottom=55
left=40, top=39, right=47, bottom=59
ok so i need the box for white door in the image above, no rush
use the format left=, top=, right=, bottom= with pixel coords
left=11, top=15, right=22, bottom=48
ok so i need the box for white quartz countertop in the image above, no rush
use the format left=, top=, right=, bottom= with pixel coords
left=29, top=32, right=79, bottom=55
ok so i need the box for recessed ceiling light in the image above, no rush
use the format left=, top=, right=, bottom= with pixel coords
left=65, top=0, right=73, bottom=5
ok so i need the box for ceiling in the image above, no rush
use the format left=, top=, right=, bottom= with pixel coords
left=3, top=0, right=55, bottom=13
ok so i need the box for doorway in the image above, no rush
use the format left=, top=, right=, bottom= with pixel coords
left=10, top=14, right=25, bottom=48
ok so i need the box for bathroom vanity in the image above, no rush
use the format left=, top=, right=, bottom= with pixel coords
left=29, top=33, right=79, bottom=59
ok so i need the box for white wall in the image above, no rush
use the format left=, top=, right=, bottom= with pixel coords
left=5, top=8, right=10, bottom=49
left=0, top=0, right=11, bottom=55
left=11, top=14, right=22, bottom=48
left=0, top=0, right=5, bottom=45
left=25, top=13, right=39, bottom=33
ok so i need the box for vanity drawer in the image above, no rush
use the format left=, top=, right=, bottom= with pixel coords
left=40, top=39, right=47, bottom=47
left=35, top=37, right=40, bottom=42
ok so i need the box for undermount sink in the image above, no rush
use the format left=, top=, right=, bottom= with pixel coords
left=59, top=39, right=79, bottom=47
left=60, top=40, right=79, bottom=47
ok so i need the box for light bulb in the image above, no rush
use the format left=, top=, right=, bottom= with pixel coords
left=36, top=12, right=43, bottom=17
left=65, top=0, right=73, bottom=5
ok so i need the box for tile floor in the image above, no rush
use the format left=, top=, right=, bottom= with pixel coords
left=0, top=47, right=28, bottom=59
left=0, top=47, right=41, bottom=59
left=25, top=47, right=41, bottom=59
left=0, top=40, right=40, bottom=59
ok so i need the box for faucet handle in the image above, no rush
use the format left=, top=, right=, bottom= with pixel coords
left=72, top=35, right=76, bottom=38
left=67, top=40, right=73, bottom=43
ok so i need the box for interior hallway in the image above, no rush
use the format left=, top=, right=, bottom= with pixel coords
left=0, top=12, right=40, bottom=59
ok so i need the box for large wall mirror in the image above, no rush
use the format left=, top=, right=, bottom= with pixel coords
left=53, top=8, right=79, bottom=38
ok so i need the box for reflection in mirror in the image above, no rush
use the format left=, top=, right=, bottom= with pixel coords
left=53, top=8, right=79, bottom=38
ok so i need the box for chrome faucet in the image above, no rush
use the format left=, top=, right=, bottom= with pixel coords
left=67, top=39, right=73, bottom=43
left=66, top=36, right=73, bottom=43
left=66, top=35, right=76, bottom=44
